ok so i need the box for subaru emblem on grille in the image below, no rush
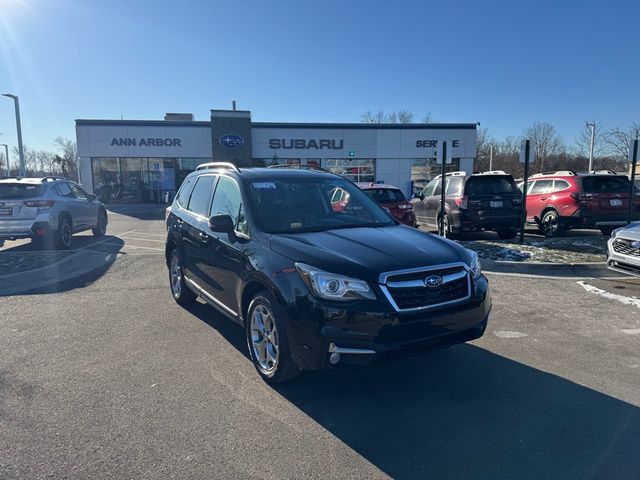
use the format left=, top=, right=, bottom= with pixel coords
left=424, top=275, right=443, bottom=288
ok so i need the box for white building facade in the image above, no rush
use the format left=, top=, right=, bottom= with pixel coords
left=76, top=110, right=477, bottom=203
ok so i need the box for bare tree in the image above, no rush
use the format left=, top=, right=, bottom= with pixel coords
left=604, top=122, right=640, bottom=160
left=574, top=121, right=608, bottom=159
left=421, top=113, right=436, bottom=123
left=361, top=110, right=417, bottom=124
left=360, top=111, right=386, bottom=123
left=53, top=137, right=78, bottom=180
left=525, top=122, right=564, bottom=173
left=396, top=111, right=414, bottom=123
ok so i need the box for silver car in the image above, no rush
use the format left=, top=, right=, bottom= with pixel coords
left=0, top=177, right=108, bottom=250
left=607, top=222, right=640, bottom=276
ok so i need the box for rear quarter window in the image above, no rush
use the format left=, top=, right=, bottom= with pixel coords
left=465, top=176, right=518, bottom=195
left=580, top=176, right=630, bottom=193
left=0, top=183, right=46, bottom=199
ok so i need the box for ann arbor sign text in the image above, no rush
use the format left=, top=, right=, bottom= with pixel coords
left=111, top=138, right=182, bottom=147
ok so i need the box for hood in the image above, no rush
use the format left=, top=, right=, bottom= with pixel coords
left=269, top=225, right=469, bottom=282
left=618, top=222, right=640, bottom=241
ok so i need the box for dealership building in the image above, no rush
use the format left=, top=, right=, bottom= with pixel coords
left=76, top=109, right=477, bottom=203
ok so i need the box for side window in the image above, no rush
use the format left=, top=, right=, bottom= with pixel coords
left=530, top=179, right=553, bottom=194
left=422, top=179, right=438, bottom=197
left=553, top=180, right=570, bottom=192
left=55, top=182, right=75, bottom=198
left=433, top=180, right=443, bottom=196
left=210, top=176, right=246, bottom=234
left=69, top=183, right=89, bottom=200
left=176, top=178, right=195, bottom=208
left=446, top=177, right=462, bottom=195
left=187, top=175, right=216, bottom=217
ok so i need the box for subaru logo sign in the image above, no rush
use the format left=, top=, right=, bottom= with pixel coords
left=219, top=134, right=244, bottom=149
left=424, top=275, right=443, bottom=288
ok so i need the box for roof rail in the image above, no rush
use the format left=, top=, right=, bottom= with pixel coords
left=267, top=164, right=330, bottom=173
left=195, top=162, right=240, bottom=172
left=478, top=170, right=507, bottom=175
left=530, top=170, right=576, bottom=178
left=433, top=171, right=467, bottom=180
left=40, top=176, right=68, bottom=182
left=585, top=169, right=617, bottom=175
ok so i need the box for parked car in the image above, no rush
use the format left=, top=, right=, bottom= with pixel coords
left=0, top=177, right=108, bottom=249
left=518, top=171, right=640, bottom=237
left=165, top=163, right=490, bottom=383
left=411, top=171, right=523, bottom=239
left=607, top=222, right=640, bottom=276
left=330, top=183, right=416, bottom=226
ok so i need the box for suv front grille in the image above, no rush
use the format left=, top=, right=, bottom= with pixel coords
left=612, top=239, right=640, bottom=257
left=380, top=264, right=471, bottom=312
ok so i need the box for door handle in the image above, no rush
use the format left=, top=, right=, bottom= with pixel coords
left=540, top=197, right=547, bottom=201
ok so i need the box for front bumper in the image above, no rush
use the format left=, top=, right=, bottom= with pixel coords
left=607, top=237, right=640, bottom=276
left=277, top=273, right=491, bottom=371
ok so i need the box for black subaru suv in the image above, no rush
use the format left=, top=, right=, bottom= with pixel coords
left=165, top=162, right=491, bottom=383
left=412, top=171, right=523, bottom=239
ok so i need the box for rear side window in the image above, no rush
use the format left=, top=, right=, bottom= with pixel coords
left=176, top=177, right=195, bottom=208
left=0, top=183, right=46, bottom=199
left=553, top=180, right=570, bottom=192
left=364, top=188, right=406, bottom=203
left=55, top=182, right=75, bottom=198
left=580, top=176, right=630, bottom=193
left=529, top=179, right=554, bottom=194
left=187, top=175, right=216, bottom=217
left=465, top=176, right=518, bottom=195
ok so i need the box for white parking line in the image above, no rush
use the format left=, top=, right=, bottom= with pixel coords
left=120, top=236, right=166, bottom=244
left=576, top=281, right=640, bottom=309
left=100, top=240, right=164, bottom=252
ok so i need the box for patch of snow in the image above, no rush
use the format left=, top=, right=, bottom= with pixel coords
left=493, top=330, right=528, bottom=338
left=576, top=281, right=640, bottom=310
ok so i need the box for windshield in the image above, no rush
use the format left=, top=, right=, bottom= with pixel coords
left=0, top=183, right=46, bottom=199
left=364, top=188, right=406, bottom=203
left=465, top=176, right=519, bottom=195
left=246, top=177, right=395, bottom=234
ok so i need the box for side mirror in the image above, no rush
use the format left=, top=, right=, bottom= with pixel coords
left=209, top=214, right=234, bottom=233
left=87, top=193, right=97, bottom=201
left=413, top=192, right=424, bottom=200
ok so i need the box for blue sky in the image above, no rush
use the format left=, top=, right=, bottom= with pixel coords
left=1, top=0, right=639, bottom=152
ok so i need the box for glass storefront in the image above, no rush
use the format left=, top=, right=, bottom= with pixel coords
left=91, top=157, right=208, bottom=203
left=411, top=158, right=461, bottom=195
left=324, top=159, right=375, bottom=183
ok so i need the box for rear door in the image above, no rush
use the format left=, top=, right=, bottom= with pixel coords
left=68, top=183, right=98, bottom=229
left=463, top=175, right=522, bottom=219
left=412, top=179, right=438, bottom=227
left=0, top=182, right=47, bottom=222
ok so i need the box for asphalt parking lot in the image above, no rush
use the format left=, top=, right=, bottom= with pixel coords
left=1, top=207, right=639, bottom=479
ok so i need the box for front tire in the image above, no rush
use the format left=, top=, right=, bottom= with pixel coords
left=246, top=291, right=300, bottom=384
left=92, top=209, right=108, bottom=236
left=169, top=249, right=197, bottom=305
left=599, top=226, right=614, bottom=236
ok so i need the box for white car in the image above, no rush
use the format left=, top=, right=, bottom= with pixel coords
left=607, top=222, right=640, bottom=276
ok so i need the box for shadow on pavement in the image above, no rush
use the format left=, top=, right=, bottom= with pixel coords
left=1, top=236, right=124, bottom=295
left=189, top=304, right=640, bottom=479
left=105, top=204, right=167, bottom=221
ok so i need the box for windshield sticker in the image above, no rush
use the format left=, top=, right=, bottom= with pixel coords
left=253, top=182, right=277, bottom=189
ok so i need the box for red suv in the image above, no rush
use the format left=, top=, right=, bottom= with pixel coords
left=520, top=171, right=640, bottom=237
left=330, top=183, right=417, bottom=227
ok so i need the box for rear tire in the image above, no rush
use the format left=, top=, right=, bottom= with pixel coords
left=439, top=214, right=458, bottom=240
left=539, top=210, right=564, bottom=238
left=599, top=226, right=614, bottom=236
left=92, top=209, right=108, bottom=237
left=246, top=291, right=300, bottom=384
left=55, top=217, right=73, bottom=250
left=497, top=229, right=517, bottom=240
left=169, top=249, right=197, bottom=305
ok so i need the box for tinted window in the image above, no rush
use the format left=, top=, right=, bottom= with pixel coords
left=529, top=180, right=554, bottom=194
left=364, top=188, right=406, bottom=203
left=187, top=175, right=216, bottom=216
left=0, top=183, right=46, bottom=199
left=210, top=176, right=246, bottom=234
left=580, top=176, right=631, bottom=193
left=176, top=177, right=195, bottom=208
left=465, top=176, right=519, bottom=195
left=55, top=183, right=75, bottom=198
left=421, top=179, right=438, bottom=197
left=446, top=177, right=464, bottom=195
left=247, top=177, right=393, bottom=234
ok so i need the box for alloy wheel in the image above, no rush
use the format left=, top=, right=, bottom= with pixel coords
left=250, top=304, right=279, bottom=373
left=170, top=254, right=182, bottom=298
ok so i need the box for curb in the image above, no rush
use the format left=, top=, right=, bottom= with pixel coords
left=0, top=249, right=116, bottom=296
left=481, top=258, right=627, bottom=279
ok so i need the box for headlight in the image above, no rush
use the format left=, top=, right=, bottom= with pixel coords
left=467, top=250, right=482, bottom=280
left=610, top=227, right=623, bottom=239
left=295, top=263, right=376, bottom=301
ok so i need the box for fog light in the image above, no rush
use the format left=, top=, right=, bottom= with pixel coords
left=329, top=352, right=341, bottom=365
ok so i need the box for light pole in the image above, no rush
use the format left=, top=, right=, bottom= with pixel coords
left=586, top=122, right=596, bottom=172
left=0, top=144, right=9, bottom=177
left=2, top=94, right=26, bottom=177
